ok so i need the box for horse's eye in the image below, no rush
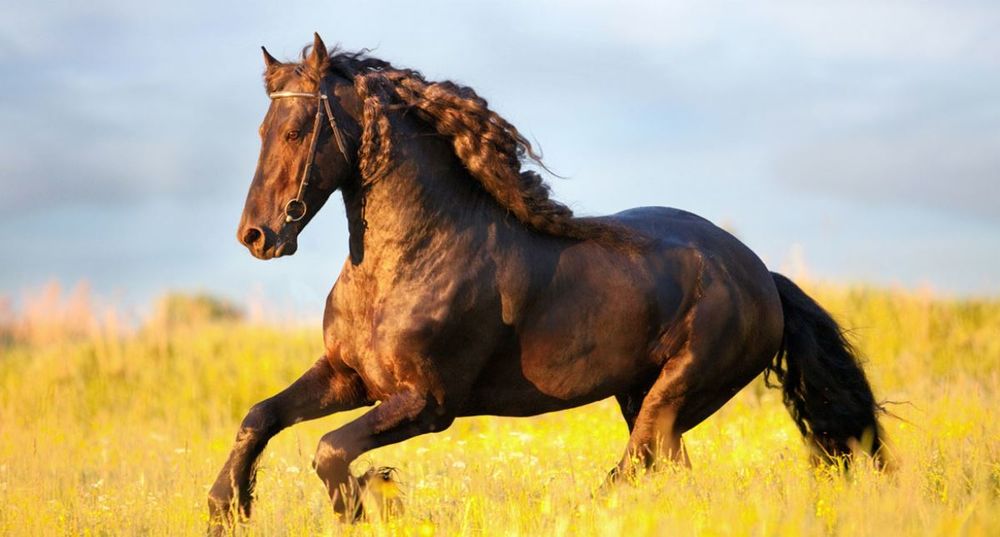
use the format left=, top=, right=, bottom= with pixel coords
left=286, top=130, right=300, bottom=141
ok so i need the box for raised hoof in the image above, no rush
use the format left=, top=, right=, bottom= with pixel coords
left=356, top=466, right=405, bottom=521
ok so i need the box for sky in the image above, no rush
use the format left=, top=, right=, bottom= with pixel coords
left=1, top=0, right=998, bottom=313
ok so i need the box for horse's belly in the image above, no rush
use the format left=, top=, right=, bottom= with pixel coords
left=461, top=358, right=627, bottom=417
left=518, top=335, right=655, bottom=400
left=460, top=327, right=660, bottom=418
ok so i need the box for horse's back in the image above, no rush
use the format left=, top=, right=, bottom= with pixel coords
left=609, top=205, right=784, bottom=358
left=610, top=206, right=778, bottom=300
left=611, top=206, right=753, bottom=258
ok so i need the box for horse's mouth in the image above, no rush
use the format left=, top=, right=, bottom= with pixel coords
left=247, top=236, right=298, bottom=260
left=273, top=239, right=298, bottom=258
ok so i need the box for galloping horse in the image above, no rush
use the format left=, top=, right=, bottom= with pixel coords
left=208, top=34, right=884, bottom=528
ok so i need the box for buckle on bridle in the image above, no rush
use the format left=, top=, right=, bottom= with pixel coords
left=284, top=199, right=307, bottom=223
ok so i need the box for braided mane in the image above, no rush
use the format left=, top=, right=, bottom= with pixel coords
left=269, top=47, right=640, bottom=248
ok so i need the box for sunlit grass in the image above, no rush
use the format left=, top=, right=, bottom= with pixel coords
left=0, top=282, right=998, bottom=535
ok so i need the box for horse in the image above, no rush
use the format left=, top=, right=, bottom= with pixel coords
left=207, top=33, right=885, bottom=530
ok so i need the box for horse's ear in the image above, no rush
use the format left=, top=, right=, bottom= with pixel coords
left=261, top=46, right=279, bottom=70
left=309, top=32, right=329, bottom=73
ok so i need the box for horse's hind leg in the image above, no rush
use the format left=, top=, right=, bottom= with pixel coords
left=607, top=352, right=695, bottom=483
left=208, top=357, right=369, bottom=532
left=615, top=391, right=644, bottom=433
left=606, top=292, right=780, bottom=486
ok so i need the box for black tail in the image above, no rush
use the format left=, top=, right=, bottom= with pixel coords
left=767, top=272, right=884, bottom=465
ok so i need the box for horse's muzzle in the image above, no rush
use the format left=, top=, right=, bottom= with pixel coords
left=239, top=224, right=298, bottom=260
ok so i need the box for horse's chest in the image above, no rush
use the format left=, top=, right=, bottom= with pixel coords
left=323, top=276, right=463, bottom=398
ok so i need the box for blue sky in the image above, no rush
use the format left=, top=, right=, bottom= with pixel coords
left=1, top=1, right=998, bottom=312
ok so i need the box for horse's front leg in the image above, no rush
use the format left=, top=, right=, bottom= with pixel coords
left=207, top=357, right=370, bottom=533
left=313, top=390, right=453, bottom=519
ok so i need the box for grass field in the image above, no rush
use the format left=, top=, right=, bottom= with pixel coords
left=0, top=282, right=998, bottom=536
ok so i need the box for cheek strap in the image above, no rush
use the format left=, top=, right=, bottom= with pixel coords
left=269, top=87, right=353, bottom=223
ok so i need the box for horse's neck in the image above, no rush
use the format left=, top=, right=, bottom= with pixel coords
left=342, top=123, right=508, bottom=272
left=336, top=119, right=568, bottom=327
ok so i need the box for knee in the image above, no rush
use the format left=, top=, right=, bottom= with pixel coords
left=240, top=400, right=280, bottom=437
left=313, top=431, right=356, bottom=475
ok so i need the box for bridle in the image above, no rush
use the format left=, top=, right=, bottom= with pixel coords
left=269, top=83, right=352, bottom=223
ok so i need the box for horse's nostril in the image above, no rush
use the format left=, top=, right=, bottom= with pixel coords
left=242, top=227, right=263, bottom=247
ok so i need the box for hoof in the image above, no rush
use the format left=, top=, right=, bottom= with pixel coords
left=596, top=467, right=625, bottom=495
left=207, top=493, right=234, bottom=536
left=357, top=466, right=405, bottom=521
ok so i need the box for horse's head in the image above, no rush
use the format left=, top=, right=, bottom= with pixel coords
left=238, top=33, right=360, bottom=260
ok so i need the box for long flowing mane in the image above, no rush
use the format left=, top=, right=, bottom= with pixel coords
left=268, top=47, right=639, bottom=247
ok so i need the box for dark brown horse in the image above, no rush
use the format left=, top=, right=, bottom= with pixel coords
left=208, top=33, right=884, bottom=529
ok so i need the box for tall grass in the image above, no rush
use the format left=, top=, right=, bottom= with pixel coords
left=0, top=281, right=997, bottom=535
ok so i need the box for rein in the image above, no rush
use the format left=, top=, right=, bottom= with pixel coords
left=269, top=85, right=351, bottom=223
